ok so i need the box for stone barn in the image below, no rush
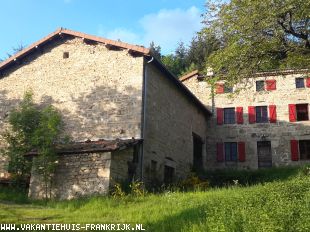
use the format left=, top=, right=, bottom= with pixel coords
left=0, top=28, right=211, bottom=199
left=181, top=69, right=310, bottom=170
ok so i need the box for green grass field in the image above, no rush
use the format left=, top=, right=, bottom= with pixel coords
left=0, top=167, right=310, bottom=231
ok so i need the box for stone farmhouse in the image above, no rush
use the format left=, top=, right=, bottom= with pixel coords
left=0, top=28, right=309, bottom=199
left=180, top=69, right=310, bottom=170
left=0, top=28, right=211, bottom=199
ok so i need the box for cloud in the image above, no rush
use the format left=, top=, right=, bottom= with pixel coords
left=98, top=6, right=203, bottom=54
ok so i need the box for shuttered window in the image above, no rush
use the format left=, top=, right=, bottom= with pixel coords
left=289, top=104, right=296, bottom=122
left=224, top=142, right=237, bottom=161
left=296, top=104, right=309, bottom=121
left=216, top=84, right=224, bottom=94
left=238, top=142, right=246, bottom=162
left=236, top=107, right=244, bottom=124
left=248, top=106, right=256, bottom=124
left=256, top=106, right=268, bottom=123
left=224, top=108, right=235, bottom=124
left=299, top=140, right=310, bottom=160
left=217, top=108, right=224, bottom=125
left=290, top=140, right=299, bottom=161
left=266, top=80, right=276, bottom=91
left=306, top=78, right=310, bottom=88
left=216, top=143, right=224, bottom=162
left=296, top=78, right=305, bottom=88
left=269, top=105, right=277, bottom=123
left=256, top=81, right=265, bottom=91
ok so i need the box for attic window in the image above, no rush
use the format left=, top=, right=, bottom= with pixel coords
left=63, top=52, right=69, bottom=59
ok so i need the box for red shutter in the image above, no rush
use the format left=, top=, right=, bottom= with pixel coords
left=238, top=142, right=246, bottom=162
left=288, top=104, right=296, bottom=122
left=217, top=108, right=224, bottom=125
left=216, top=143, right=224, bottom=162
left=269, top=105, right=277, bottom=123
left=236, top=107, right=244, bottom=124
left=216, top=83, right=224, bottom=94
left=266, top=80, right=276, bottom=90
left=290, top=140, right=299, bottom=161
left=306, top=78, right=310, bottom=88
left=248, top=106, right=256, bottom=124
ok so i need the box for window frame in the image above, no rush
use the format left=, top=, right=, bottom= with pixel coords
left=296, top=104, right=309, bottom=121
left=255, top=106, right=268, bottom=123
left=256, top=81, right=265, bottom=92
left=295, top=78, right=305, bottom=89
left=299, top=140, right=310, bottom=160
left=224, top=142, right=238, bottom=162
left=224, top=107, right=236, bottom=124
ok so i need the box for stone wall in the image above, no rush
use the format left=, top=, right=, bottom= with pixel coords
left=182, top=72, right=310, bottom=169
left=0, top=36, right=144, bottom=175
left=28, top=148, right=134, bottom=199
left=143, top=62, right=209, bottom=183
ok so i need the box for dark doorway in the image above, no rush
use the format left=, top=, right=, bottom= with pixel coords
left=193, top=133, right=203, bottom=172
left=164, top=165, right=174, bottom=184
left=257, top=141, right=272, bottom=168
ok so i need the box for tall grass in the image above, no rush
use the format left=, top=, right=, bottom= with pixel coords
left=0, top=166, right=309, bottom=231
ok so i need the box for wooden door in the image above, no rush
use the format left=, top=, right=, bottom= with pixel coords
left=257, top=141, right=272, bottom=168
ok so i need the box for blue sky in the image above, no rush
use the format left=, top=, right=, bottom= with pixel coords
left=0, top=0, right=206, bottom=60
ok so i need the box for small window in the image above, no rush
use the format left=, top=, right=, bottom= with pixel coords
left=256, top=106, right=268, bottom=123
left=224, top=108, right=235, bottom=124
left=63, top=52, right=69, bottom=59
left=295, top=78, right=305, bottom=88
left=256, top=81, right=265, bottom=91
left=224, top=85, right=233, bottom=93
left=224, top=142, right=237, bottom=161
left=299, top=140, right=310, bottom=160
left=296, top=104, right=309, bottom=121
left=164, top=166, right=174, bottom=184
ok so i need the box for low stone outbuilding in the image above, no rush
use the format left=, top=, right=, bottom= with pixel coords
left=0, top=28, right=211, bottom=199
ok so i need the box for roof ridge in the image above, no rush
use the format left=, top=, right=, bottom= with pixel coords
left=0, top=28, right=150, bottom=71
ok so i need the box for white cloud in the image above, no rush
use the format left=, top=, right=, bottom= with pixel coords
left=98, top=6, right=203, bottom=54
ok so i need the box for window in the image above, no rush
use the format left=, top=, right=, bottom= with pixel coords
left=224, top=142, right=237, bottom=161
left=224, top=85, right=233, bottom=93
left=224, top=108, right=235, bottom=124
left=256, top=81, right=265, bottom=91
left=296, top=104, right=309, bottom=121
left=296, top=78, right=305, bottom=88
left=63, top=52, right=69, bottom=59
left=299, top=140, right=310, bottom=160
left=256, top=106, right=268, bottom=123
left=164, top=165, right=174, bottom=184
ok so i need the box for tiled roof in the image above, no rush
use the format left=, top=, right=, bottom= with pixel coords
left=180, top=69, right=309, bottom=82
left=0, top=28, right=150, bottom=71
left=26, top=139, right=142, bottom=156
left=179, top=70, right=199, bottom=82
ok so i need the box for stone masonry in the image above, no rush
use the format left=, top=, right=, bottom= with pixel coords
left=182, top=70, right=310, bottom=169
left=29, top=148, right=134, bottom=200
left=0, top=36, right=144, bottom=176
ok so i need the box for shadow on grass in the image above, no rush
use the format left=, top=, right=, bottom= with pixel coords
left=201, top=166, right=301, bottom=187
left=145, top=205, right=207, bottom=232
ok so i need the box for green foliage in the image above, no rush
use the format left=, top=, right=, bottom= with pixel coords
left=111, top=180, right=146, bottom=198
left=203, top=0, right=310, bottom=86
left=0, top=170, right=309, bottom=231
left=1, top=91, right=64, bottom=198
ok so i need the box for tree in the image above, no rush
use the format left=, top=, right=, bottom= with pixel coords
left=2, top=91, right=64, bottom=198
left=149, top=41, right=162, bottom=60
left=0, top=43, right=26, bottom=62
left=203, top=0, right=310, bottom=85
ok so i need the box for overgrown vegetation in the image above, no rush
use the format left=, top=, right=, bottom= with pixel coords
left=0, top=166, right=309, bottom=231
left=1, top=91, right=65, bottom=199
